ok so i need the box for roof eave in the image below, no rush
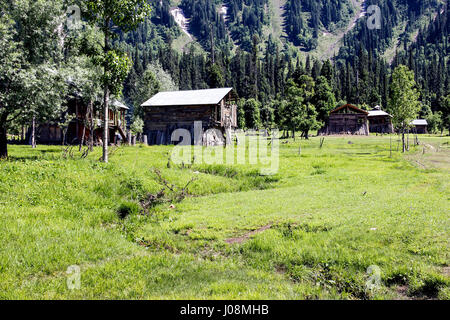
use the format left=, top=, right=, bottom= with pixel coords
left=142, top=102, right=222, bottom=108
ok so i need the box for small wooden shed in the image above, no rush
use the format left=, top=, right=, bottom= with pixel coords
left=320, top=104, right=369, bottom=136
left=368, top=106, right=394, bottom=134
left=141, top=88, right=238, bottom=145
left=410, top=119, right=428, bottom=134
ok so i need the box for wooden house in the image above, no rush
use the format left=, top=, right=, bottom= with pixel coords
left=320, top=104, right=369, bottom=136
left=36, top=97, right=128, bottom=145
left=368, top=106, right=394, bottom=134
left=141, top=88, right=238, bottom=145
left=410, top=119, right=428, bottom=134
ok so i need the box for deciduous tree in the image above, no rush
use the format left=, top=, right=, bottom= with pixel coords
left=81, top=0, right=151, bottom=162
left=388, top=65, right=420, bottom=152
left=0, top=0, right=66, bottom=158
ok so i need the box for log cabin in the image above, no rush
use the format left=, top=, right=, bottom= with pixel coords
left=36, top=97, right=128, bottom=145
left=141, top=88, right=238, bottom=145
left=368, top=106, right=394, bottom=134
left=320, top=104, right=370, bottom=136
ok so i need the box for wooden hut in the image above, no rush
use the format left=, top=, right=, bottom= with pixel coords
left=320, top=104, right=369, bottom=136
left=368, top=106, right=394, bottom=134
left=36, top=98, right=128, bottom=145
left=410, top=119, right=428, bottom=134
left=141, top=88, right=238, bottom=145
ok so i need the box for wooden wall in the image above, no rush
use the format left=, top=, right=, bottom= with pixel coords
left=321, top=114, right=369, bottom=136
left=143, top=98, right=238, bottom=145
left=37, top=124, right=63, bottom=144
left=368, top=116, right=394, bottom=134
left=412, top=125, right=428, bottom=134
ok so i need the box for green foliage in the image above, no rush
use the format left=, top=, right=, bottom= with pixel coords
left=242, top=98, right=261, bottom=129
left=130, top=117, right=144, bottom=135
left=237, top=99, right=246, bottom=129
left=280, top=80, right=304, bottom=134
left=179, top=0, right=270, bottom=52
left=281, top=76, right=320, bottom=139
left=117, top=201, right=141, bottom=219
left=81, top=0, right=151, bottom=161
left=207, top=63, right=225, bottom=88
left=285, top=0, right=353, bottom=50
left=312, top=76, right=336, bottom=123
left=388, top=65, right=421, bottom=129
left=100, top=50, right=132, bottom=96
left=63, top=55, right=103, bottom=105
left=426, top=111, right=443, bottom=134
left=260, top=103, right=275, bottom=129
left=443, top=95, right=450, bottom=133
left=129, top=63, right=178, bottom=118
left=0, top=0, right=68, bottom=157
left=82, top=0, right=152, bottom=36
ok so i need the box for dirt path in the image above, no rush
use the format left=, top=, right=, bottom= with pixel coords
left=322, top=0, right=366, bottom=59
left=225, top=224, right=273, bottom=244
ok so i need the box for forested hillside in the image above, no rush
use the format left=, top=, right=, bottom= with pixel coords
left=394, top=3, right=450, bottom=126
left=1, top=0, right=448, bottom=144
left=284, top=0, right=354, bottom=50
left=116, top=0, right=448, bottom=134
left=337, top=0, right=442, bottom=60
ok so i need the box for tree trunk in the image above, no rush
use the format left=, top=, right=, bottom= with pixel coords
left=62, top=130, right=66, bottom=146
left=31, top=116, right=36, bottom=149
left=402, top=126, right=406, bottom=153
left=0, top=114, right=8, bottom=159
left=102, top=28, right=110, bottom=163
left=406, top=128, right=410, bottom=151
left=88, top=101, right=94, bottom=151
left=127, top=130, right=132, bottom=146
left=103, top=86, right=109, bottom=162
left=79, top=123, right=86, bottom=151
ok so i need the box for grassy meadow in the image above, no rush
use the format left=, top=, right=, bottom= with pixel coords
left=0, top=134, right=449, bottom=299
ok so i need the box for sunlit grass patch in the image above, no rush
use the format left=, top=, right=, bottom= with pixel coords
left=1, top=135, right=449, bottom=299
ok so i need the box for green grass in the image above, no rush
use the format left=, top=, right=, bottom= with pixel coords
left=0, top=135, right=449, bottom=299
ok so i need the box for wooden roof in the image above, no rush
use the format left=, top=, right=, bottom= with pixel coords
left=330, top=104, right=369, bottom=115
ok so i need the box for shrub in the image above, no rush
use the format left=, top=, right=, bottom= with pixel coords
left=117, top=201, right=141, bottom=219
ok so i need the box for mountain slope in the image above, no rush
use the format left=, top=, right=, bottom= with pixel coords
left=162, top=0, right=443, bottom=63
